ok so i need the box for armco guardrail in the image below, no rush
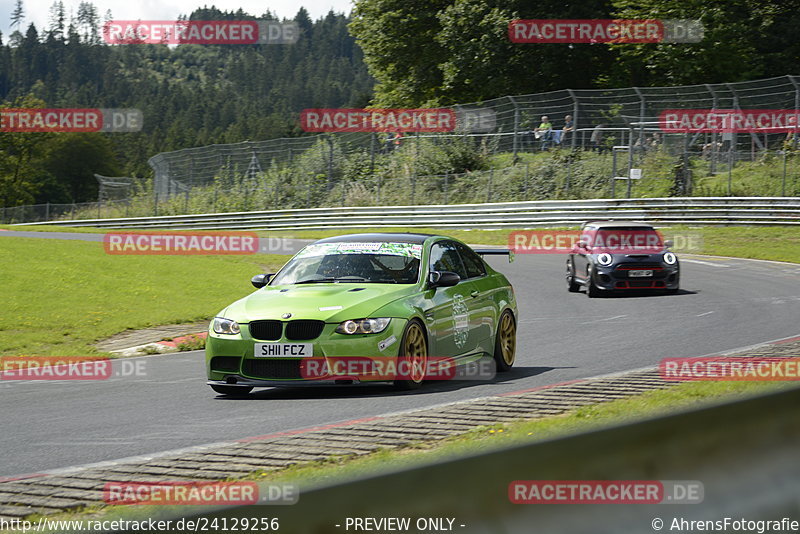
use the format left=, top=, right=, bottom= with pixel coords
left=17, top=197, right=800, bottom=231
left=178, top=385, right=800, bottom=534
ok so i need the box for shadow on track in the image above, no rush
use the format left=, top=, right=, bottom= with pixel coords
left=213, top=365, right=572, bottom=401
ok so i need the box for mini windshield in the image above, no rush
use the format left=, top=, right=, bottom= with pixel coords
left=270, top=242, right=422, bottom=285
left=590, top=228, right=663, bottom=253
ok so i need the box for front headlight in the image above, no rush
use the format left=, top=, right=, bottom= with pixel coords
left=596, top=253, right=613, bottom=266
left=663, top=252, right=677, bottom=265
left=212, top=317, right=241, bottom=335
left=335, top=318, right=391, bottom=335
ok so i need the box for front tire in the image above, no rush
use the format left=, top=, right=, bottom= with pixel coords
left=566, top=260, right=581, bottom=292
left=210, top=385, right=253, bottom=396
left=394, top=320, right=428, bottom=390
left=493, top=310, right=516, bottom=372
left=586, top=274, right=606, bottom=298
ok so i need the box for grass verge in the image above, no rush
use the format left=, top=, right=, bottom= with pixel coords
left=0, top=237, right=287, bottom=357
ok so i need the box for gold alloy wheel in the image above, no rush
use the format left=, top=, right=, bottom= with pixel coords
left=402, top=322, right=428, bottom=383
left=498, top=312, right=516, bottom=366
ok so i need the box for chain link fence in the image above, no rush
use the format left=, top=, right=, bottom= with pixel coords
left=3, top=75, right=800, bottom=224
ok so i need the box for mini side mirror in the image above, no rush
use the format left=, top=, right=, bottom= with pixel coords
left=664, top=239, right=674, bottom=249
left=251, top=273, right=274, bottom=288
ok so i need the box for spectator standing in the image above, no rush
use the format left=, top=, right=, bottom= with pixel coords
left=561, top=115, right=574, bottom=146
left=535, top=115, right=554, bottom=151
left=590, top=124, right=606, bottom=153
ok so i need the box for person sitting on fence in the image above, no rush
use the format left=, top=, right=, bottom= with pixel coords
left=535, top=115, right=554, bottom=151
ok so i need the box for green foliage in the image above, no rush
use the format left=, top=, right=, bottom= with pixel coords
left=0, top=6, right=374, bottom=205
left=604, top=0, right=800, bottom=87
left=351, top=0, right=614, bottom=106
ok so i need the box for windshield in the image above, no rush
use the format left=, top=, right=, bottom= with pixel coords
left=590, top=228, right=663, bottom=253
left=270, top=242, right=423, bottom=285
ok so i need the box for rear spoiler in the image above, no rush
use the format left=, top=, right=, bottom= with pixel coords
left=473, top=248, right=515, bottom=263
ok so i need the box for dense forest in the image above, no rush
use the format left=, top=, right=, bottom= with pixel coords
left=2, top=0, right=800, bottom=207
left=0, top=3, right=373, bottom=205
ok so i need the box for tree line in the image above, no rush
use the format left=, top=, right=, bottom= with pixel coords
left=0, top=3, right=373, bottom=206
left=3, top=0, right=800, bottom=207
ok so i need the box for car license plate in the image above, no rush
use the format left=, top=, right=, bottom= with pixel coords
left=629, top=270, right=653, bottom=277
left=254, top=343, right=313, bottom=358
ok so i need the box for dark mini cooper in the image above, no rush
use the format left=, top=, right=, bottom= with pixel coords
left=565, top=221, right=679, bottom=297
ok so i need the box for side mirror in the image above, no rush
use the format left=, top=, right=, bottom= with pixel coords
left=251, top=273, right=274, bottom=288
left=428, top=271, right=461, bottom=288
left=664, top=239, right=674, bottom=249
left=577, top=241, right=589, bottom=250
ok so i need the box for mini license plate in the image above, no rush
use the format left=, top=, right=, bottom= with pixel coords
left=254, top=343, right=313, bottom=358
left=628, top=269, right=653, bottom=277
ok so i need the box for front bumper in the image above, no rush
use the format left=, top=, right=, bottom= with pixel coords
left=205, top=318, right=408, bottom=386
left=591, top=262, right=679, bottom=291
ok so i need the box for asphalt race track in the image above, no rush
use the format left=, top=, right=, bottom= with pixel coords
left=3, top=231, right=800, bottom=477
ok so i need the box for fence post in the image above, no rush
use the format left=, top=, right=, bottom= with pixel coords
left=611, top=149, right=617, bottom=197
left=790, top=75, right=800, bottom=150
left=728, top=148, right=733, bottom=196
left=633, top=87, right=646, bottom=149
left=524, top=163, right=529, bottom=199
left=566, top=158, right=572, bottom=194
left=273, top=172, right=280, bottom=210
left=509, top=96, right=520, bottom=159
left=566, top=89, right=579, bottom=150
left=97, top=201, right=101, bottom=219
left=412, top=133, right=420, bottom=205
left=487, top=169, right=494, bottom=203
left=45, top=202, right=50, bottom=222
left=326, top=135, right=335, bottom=192
left=444, top=172, right=449, bottom=205
left=369, top=133, right=376, bottom=176
left=627, top=127, right=635, bottom=198
left=782, top=151, right=787, bottom=196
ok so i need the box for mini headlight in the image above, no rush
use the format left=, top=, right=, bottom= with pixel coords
left=597, top=253, right=613, bottom=266
left=336, top=318, right=391, bottom=335
left=663, top=252, right=677, bottom=265
left=213, top=317, right=241, bottom=335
